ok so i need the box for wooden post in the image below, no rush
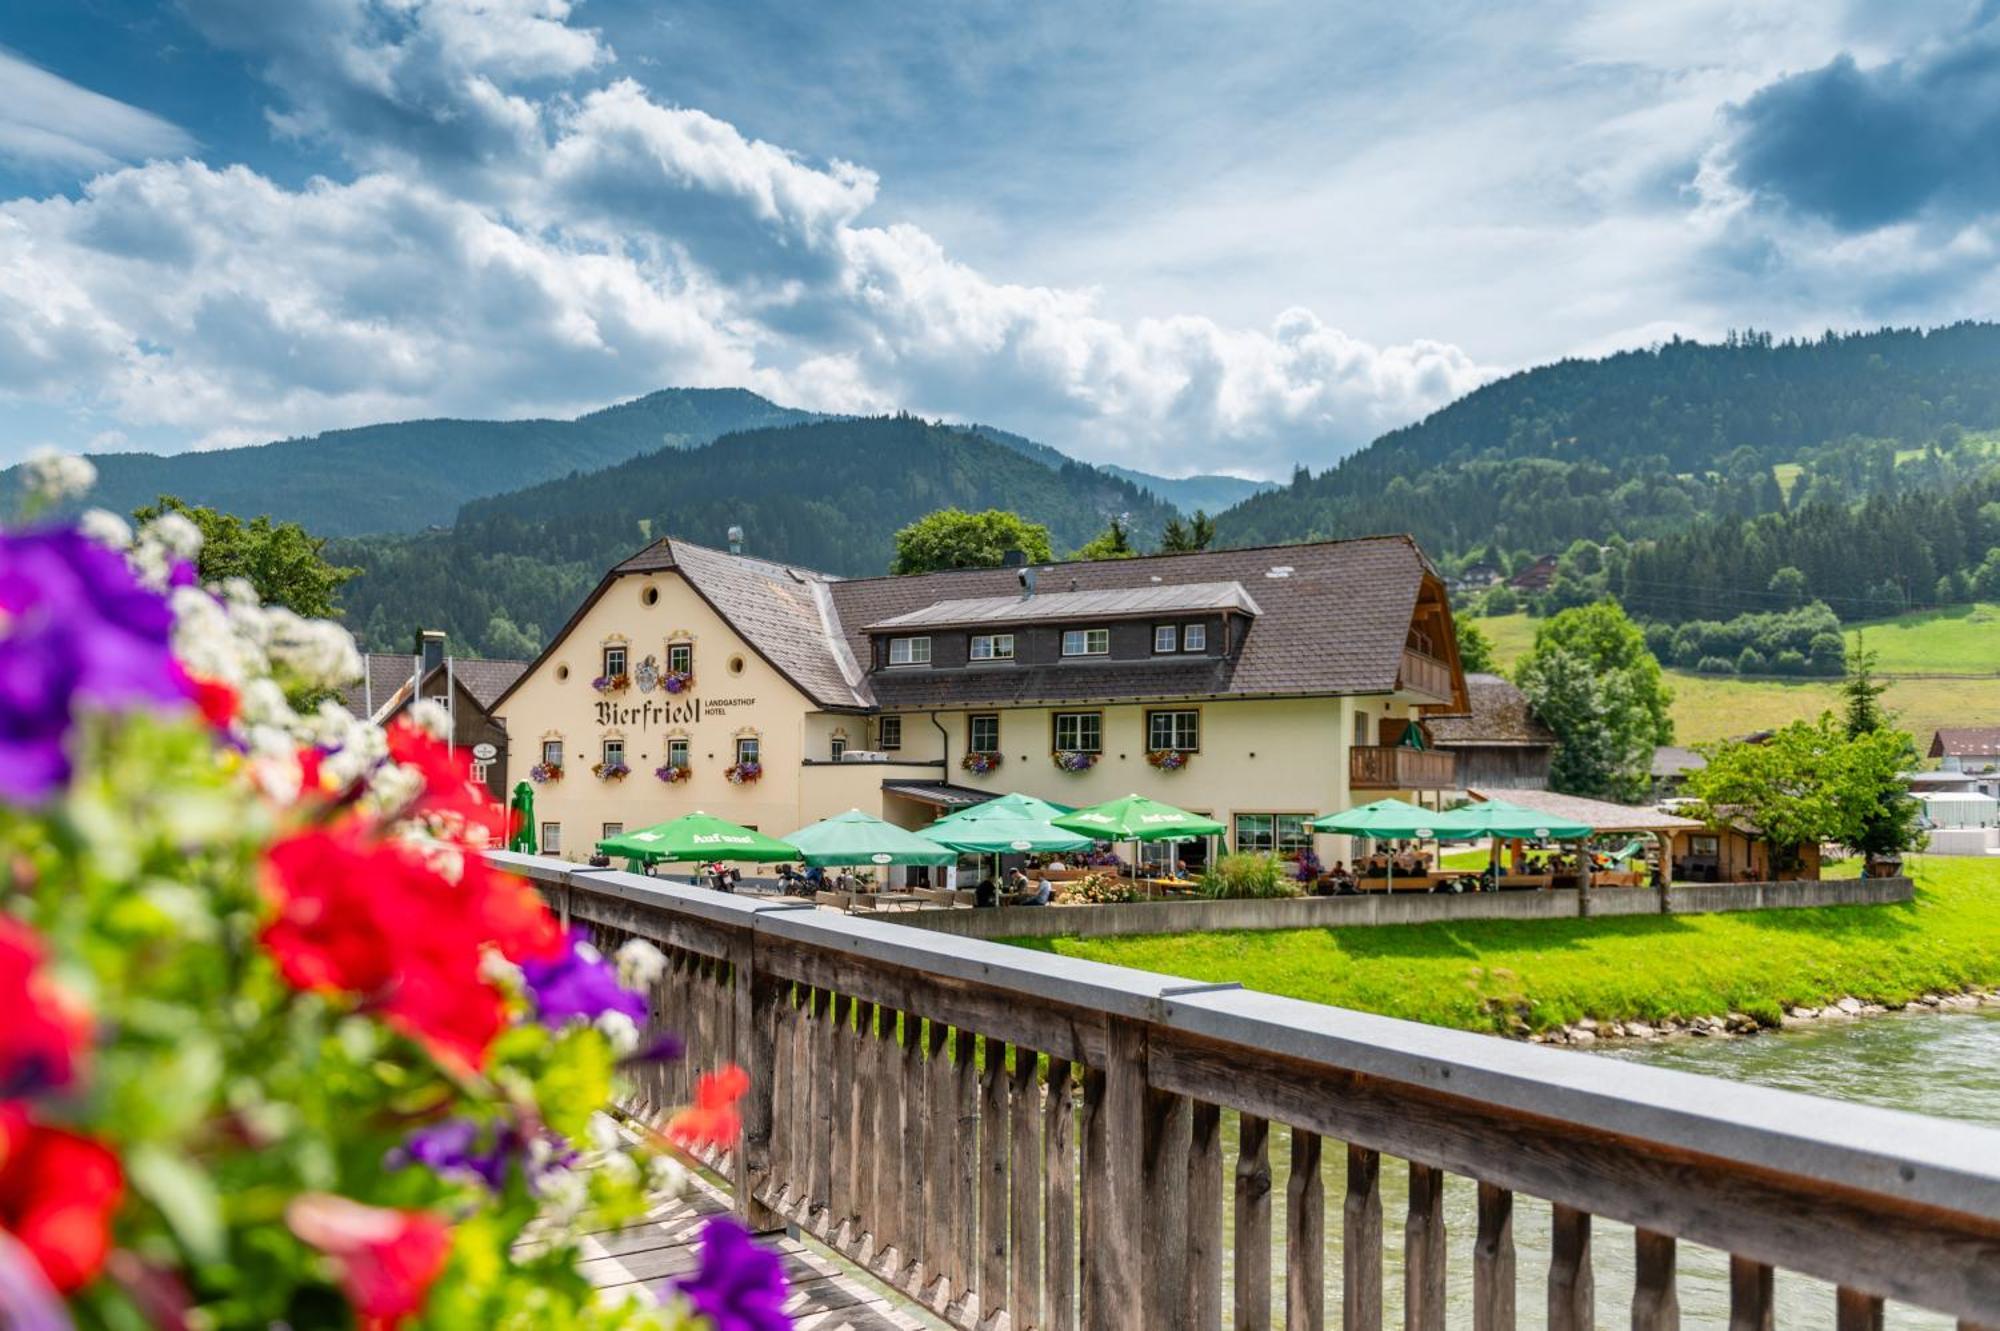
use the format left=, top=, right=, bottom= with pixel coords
left=900, top=1014, right=928, bottom=1290
left=1834, top=1286, right=1882, bottom=1330
left=829, top=992, right=855, bottom=1247
left=873, top=1006, right=902, bottom=1276
left=735, top=957, right=783, bottom=1233
left=980, top=1038, right=1010, bottom=1329
left=1011, top=1048, right=1043, bottom=1331
left=1343, top=1145, right=1382, bottom=1331
left=852, top=998, right=877, bottom=1255
left=1045, top=1058, right=1077, bottom=1331
left=808, top=987, right=834, bottom=1236
left=1081, top=1024, right=1145, bottom=1331
left=1547, top=1205, right=1593, bottom=1331
left=1471, top=1183, right=1514, bottom=1331
left=925, top=1021, right=958, bottom=1308
left=1286, top=1128, right=1324, bottom=1331
left=1142, top=1088, right=1193, bottom=1331
left=1405, top=1162, right=1446, bottom=1331
left=1729, top=1257, right=1773, bottom=1331
left=1187, top=1101, right=1224, bottom=1331
left=1235, top=1115, right=1273, bottom=1331
left=953, top=1028, right=980, bottom=1319
left=1632, top=1229, right=1678, bottom=1330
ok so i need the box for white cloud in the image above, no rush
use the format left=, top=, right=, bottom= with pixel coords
left=0, top=1, right=1494, bottom=475
left=0, top=50, right=194, bottom=173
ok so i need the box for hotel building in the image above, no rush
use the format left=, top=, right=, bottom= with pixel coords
left=489, top=534, right=1471, bottom=866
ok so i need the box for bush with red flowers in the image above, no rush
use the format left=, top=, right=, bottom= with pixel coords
left=0, top=469, right=791, bottom=1331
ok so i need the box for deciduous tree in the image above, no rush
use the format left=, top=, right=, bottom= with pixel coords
left=890, top=508, right=1055, bottom=574
left=133, top=495, right=356, bottom=618
left=1513, top=599, right=1672, bottom=801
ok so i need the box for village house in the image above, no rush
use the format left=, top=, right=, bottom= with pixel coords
left=1426, top=671, right=1556, bottom=791
left=1930, top=726, right=2000, bottom=775
left=337, top=630, right=525, bottom=799
left=488, top=534, right=1471, bottom=866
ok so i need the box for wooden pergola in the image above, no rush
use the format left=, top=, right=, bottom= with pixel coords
left=1465, top=787, right=1705, bottom=886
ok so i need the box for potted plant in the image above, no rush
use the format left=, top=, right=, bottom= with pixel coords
left=592, top=761, right=631, bottom=782
left=961, top=751, right=1003, bottom=775
left=529, top=761, right=563, bottom=783
left=655, top=763, right=692, bottom=783
left=724, top=760, right=763, bottom=785
left=1146, top=748, right=1190, bottom=771
left=591, top=672, right=632, bottom=695
left=662, top=669, right=694, bottom=695
left=1052, top=750, right=1098, bottom=772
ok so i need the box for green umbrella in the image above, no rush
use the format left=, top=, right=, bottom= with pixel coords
left=781, top=809, right=955, bottom=867
left=928, top=791, right=1075, bottom=827
left=1433, top=799, right=1592, bottom=840
left=596, top=811, right=801, bottom=863
left=508, top=781, right=537, bottom=853
left=924, top=811, right=1093, bottom=855
left=1053, top=793, right=1225, bottom=841
left=1309, top=798, right=1449, bottom=838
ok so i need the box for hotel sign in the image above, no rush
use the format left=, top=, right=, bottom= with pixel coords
left=593, top=695, right=757, bottom=727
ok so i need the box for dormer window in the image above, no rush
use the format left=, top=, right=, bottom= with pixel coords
left=970, top=633, right=1015, bottom=661
left=1183, top=623, right=1208, bottom=652
left=1153, top=625, right=1177, bottom=653
left=1061, top=628, right=1110, bottom=657
left=888, top=636, right=932, bottom=666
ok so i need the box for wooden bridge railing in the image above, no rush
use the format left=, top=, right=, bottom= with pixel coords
left=493, top=853, right=2000, bottom=1331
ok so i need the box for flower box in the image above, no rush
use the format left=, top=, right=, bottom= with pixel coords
left=724, top=761, right=763, bottom=785
left=1146, top=749, right=1191, bottom=771
left=591, top=673, right=631, bottom=695
left=661, top=670, right=694, bottom=695
left=655, top=763, right=693, bottom=784
left=592, top=762, right=631, bottom=782
left=1052, top=750, right=1098, bottom=773
left=961, top=751, right=1003, bottom=775
left=529, top=762, right=563, bottom=783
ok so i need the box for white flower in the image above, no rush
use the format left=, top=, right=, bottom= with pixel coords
left=616, top=939, right=667, bottom=991
left=597, top=1149, right=640, bottom=1188
left=646, top=1153, right=689, bottom=1196
left=238, top=679, right=291, bottom=728
left=77, top=507, right=132, bottom=549
left=366, top=761, right=424, bottom=814
left=407, top=698, right=452, bottom=741
left=596, top=1011, right=640, bottom=1056
left=537, top=1168, right=589, bottom=1229
left=22, top=448, right=97, bottom=503
left=264, top=611, right=362, bottom=690
left=587, top=1113, right=624, bottom=1153
left=140, top=510, right=203, bottom=561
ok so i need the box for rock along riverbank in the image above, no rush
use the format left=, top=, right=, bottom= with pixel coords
left=1526, top=987, right=2000, bottom=1046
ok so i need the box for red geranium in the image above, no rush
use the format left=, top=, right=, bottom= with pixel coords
left=385, top=721, right=511, bottom=847
left=0, top=917, right=91, bottom=1100
left=665, top=1064, right=750, bottom=1151
left=261, top=822, right=561, bottom=1073
left=287, top=1193, right=450, bottom=1331
left=0, top=1107, right=123, bottom=1293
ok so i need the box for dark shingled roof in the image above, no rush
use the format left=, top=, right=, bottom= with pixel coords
left=494, top=533, right=1445, bottom=714
left=864, top=581, right=1261, bottom=632
left=1931, top=727, right=2000, bottom=759
left=338, top=655, right=527, bottom=720
left=1427, top=673, right=1556, bottom=749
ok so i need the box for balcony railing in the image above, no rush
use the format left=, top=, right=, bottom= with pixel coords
left=498, top=853, right=2000, bottom=1331
left=1350, top=744, right=1458, bottom=790
left=1398, top=647, right=1456, bottom=703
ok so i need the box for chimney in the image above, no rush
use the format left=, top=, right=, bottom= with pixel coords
left=727, top=524, right=745, bottom=556
left=1001, top=549, right=1027, bottom=568
left=416, top=630, right=447, bottom=676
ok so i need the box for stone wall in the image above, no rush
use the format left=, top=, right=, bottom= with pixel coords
left=890, top=875, right=1914, bottom=941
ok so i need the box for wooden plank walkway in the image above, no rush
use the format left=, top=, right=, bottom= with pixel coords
left=577, top=1178, right=937, bottom=1331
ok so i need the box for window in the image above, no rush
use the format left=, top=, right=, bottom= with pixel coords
left=1154, top=625, right=1178, bottom=653
left=667, top=737, right=689, bottom=768
left=877, top=716, right=902, bottom=751
left=735, top=736, right=761, bottom=767
left=603, top=739, right=625, bottom=767
left=888, top=636, right=932, bottom=666
left=603, top=822, right=624, bottom=839
left=968, top=713, right=1000, bottom=754
left=667, top=641, right=693, bottom=675
left=1146, top=709, right=1200, bottom=752
left=830, top=737, right=847, bottom=762
left=469, top=760, right=490, bottom=787
left=542, top=739, right=563, bottom=768
left=1062, top=628, right=1110, bottom=657
left=1234, top=814, right=1313, bottom=856
left=1052, top=711, right=1102, bottom=753
left=1183, top=623, right=1207, bottom=652
left=602, top=645, right=627, bottom=678
left=541, top=822, right=562, bottom=854
left=970, top=633, right=1016, bottom=661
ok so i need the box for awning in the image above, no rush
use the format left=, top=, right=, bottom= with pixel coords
left=881, top=779, right=994, bottom=810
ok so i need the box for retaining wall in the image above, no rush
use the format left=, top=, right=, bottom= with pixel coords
left=888, top=875, right=1913, bottom=940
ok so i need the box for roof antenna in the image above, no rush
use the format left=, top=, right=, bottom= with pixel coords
left=727, top=525, right=744, bottom=556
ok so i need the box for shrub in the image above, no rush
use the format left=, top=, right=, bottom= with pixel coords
left=1696, top=655, right=1737, bottom=675
left=1199, top=853, right=1301, bottom=900
left=1055, top=872, right=1141, bottom=904
left=1736, top=646, right=1766, bottom=675
left=1482, top=585, right=1519, bottom=615
left=1772, top=648, right=1807, bottom=675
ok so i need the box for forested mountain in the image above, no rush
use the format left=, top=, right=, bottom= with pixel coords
left=1101, top=466, right=1277, bottom=514
left=1216, top=324, right=2000, bottom=561
left=329, top=417, right=1179, bottom=656
left=15, top=388, right=825, bottom=536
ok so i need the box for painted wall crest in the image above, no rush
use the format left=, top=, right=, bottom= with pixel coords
left=634, top=655, right=661, bottom=692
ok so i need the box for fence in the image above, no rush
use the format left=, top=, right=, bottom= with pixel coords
left=494, top=853, right=2000, bottom=1330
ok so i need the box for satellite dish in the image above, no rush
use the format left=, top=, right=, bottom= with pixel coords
left=871, top=853, right=893, bottom=865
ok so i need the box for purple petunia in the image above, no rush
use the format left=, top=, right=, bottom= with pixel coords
left=0, top=526, right=189, bottom=803
left=519, top=930, right=648, bottom=1029
left=673, top=1218, right=789, bottom=1331
left=387, top=1117, right=520, bottom=1192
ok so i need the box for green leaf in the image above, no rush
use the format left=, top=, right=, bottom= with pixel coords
left=128, top=1144, right=227, bottom=1266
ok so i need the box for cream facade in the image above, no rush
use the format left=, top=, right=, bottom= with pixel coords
left=492, top=534, right=1468, bottom=869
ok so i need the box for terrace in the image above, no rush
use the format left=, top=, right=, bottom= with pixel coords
left=501, top=852, right=2000, bottom=1331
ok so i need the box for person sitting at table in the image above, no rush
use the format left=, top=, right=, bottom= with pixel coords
left=1014, top=873, right=1053, bottom=906
left=974, top=877, right=999, bottom=908
left=1044, top=857, right=1067, bottom=872
left=1006, top=866, right=1030, bottom=895
left=1509, top=842, right=1526, bottom=875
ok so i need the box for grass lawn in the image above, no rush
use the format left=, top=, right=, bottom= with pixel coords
left=1846, top=601, right=2000, bottom=674
left=1010, top=857, right=2000, bottom=1035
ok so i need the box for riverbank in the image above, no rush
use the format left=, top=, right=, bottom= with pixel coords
left=1008, top=856, right=2000, bottom=1037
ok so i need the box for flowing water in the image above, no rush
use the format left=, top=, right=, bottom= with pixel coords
left=1209, top=1009, right=1999, bottom=1329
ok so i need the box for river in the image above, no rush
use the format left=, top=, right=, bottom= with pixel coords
left=1213, top=1009, right=1999, bottom=1329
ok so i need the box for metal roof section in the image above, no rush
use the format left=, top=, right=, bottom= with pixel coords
left=862, top=580, right=1263, bottom=632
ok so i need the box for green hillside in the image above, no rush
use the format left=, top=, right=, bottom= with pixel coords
left=331, top=416, right=1179, bottom=656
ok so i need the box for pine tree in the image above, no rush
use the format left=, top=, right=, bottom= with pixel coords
left=1841, top=633, right=1890, bottom=737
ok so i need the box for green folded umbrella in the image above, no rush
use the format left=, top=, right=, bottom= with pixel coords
left=596, top=811, right=801, bottom=863
left=1052, top=794, right=1226, bottom=842
left=508, top=781, right=537, bottom=853
left=1309, top=798, right=1449, bottom=838
left=780, top=809, right=955, bottom=867
left=928, top=791, right=1075, bottom=827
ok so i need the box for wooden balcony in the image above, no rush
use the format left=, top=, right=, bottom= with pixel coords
left=1398, top=646, right=1456, bottom=703
left=500, top=852, right=2000, bottom=1331
left=1350, top=743, right=1458, bottom=790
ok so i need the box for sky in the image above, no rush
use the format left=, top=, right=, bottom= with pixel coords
left=1, top=1, right=1996, bottom=478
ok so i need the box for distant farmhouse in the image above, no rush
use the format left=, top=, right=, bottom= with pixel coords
left=1428, top=672, right=1556, bottom=791
left=337, top=631, right=526, bottom=798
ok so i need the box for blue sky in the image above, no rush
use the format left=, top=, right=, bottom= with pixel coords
left=1, top=1, right=1994, bottom=476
